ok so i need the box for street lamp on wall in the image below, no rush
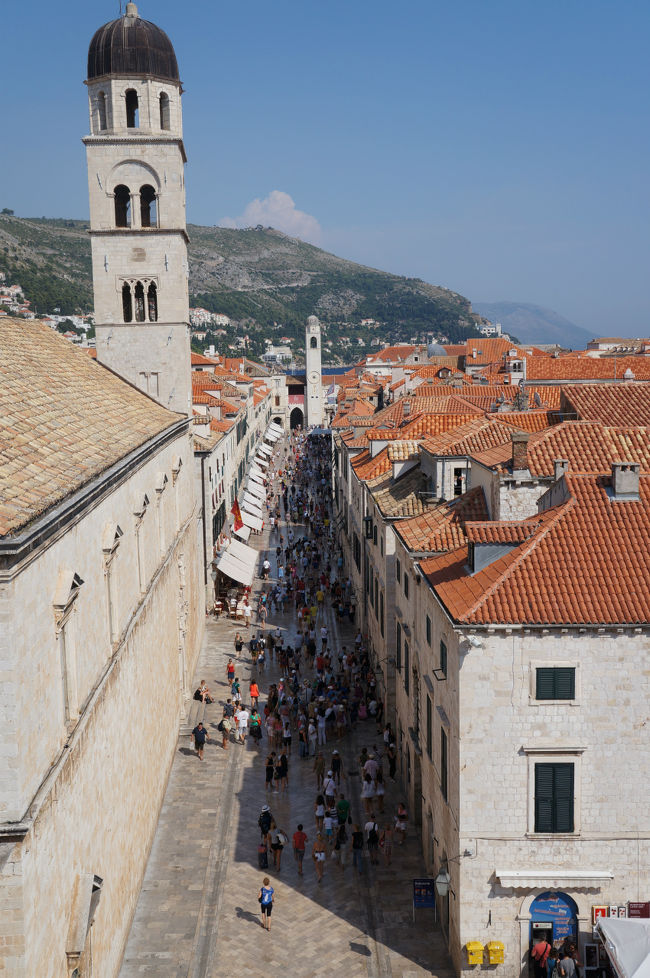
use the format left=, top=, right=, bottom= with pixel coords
left=434, top=868, right=452, bottom=898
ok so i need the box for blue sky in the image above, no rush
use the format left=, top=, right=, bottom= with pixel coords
left=2, top=0, right=649, bottom=333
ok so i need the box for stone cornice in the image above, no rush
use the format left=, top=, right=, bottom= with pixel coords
left=83, top=134, right=188, bottom=163
left=89, top=227, right=190, bottom=243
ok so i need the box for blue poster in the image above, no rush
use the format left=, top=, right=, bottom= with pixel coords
left=530, top=893, right=577, bottom=942
left=413, top=878, right=436, bottom=909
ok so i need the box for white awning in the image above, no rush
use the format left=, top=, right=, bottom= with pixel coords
left=258, top=443, right=272, bottom=456
left=241, top=509, right=263, bottom=531
left=596, top=919, right=650, bottom=978
left=233, top=524, right=251, bottom=541
left=264, top=429, right=280, bottom=442
left=254, top=456, right=269, bottom=469
left=246, top=482, right=266, bottom=500
left=243, top=493, right=264, bottom=513
left=268, top=422, right=284, bottom=435
left=216, top=550, right=254, bottom=587
left=495, top=869, right=613, bottom=889
left=228, top=538, right=258, bottom=569
left=249, top=471, right=265, bottom=485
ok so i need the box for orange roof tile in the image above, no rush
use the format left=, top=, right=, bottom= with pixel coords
left=561, top=383, right=650, bottom=425
left=422, top=474, right=650, bottom=625
left=525, top=356, right=650, bottom=381
left=395, top=487, right=489, bottom=552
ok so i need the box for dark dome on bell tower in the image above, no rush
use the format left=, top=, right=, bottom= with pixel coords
left=87, top=2, right=179, bottom=82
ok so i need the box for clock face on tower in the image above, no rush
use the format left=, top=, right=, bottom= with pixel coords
left=308, top=370, right=319, bottom=386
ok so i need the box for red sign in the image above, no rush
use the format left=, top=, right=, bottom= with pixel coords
left=592, top=906, right=608, bottom=925
left=231, top=499, right=243, bottom=531
left=628, top=903, right=650, bottom=919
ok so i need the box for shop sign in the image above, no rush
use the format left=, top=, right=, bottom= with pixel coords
left=592, top=906, right=608, bottom=925
left=531, top=895, right=576, bottom=941
left=628, top=903, right=650, bottom=919
left=413, top=878, right=436, bottom=909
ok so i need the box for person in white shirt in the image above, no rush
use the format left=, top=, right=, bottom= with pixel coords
left=236, top=707, right=250, bottom=743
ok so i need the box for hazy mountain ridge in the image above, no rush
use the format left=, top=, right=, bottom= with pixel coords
left=0, top=216, right=480, bottom=345
left=472, top=300, right=593, bottom=348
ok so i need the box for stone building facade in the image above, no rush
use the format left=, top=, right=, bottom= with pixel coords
left=0, top=319, right=203, bottom=977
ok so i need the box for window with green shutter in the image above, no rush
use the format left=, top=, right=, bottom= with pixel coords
left=426, top=696, right=432, bottom=759
left=536, top=667, right=575, bottom=700
left=396, top=623, right=402, bottom=671
left=440, top=639, right=448, bottom=677
left=404, top=641, right=410, bottom=694
left=534, top=763, right=574, bottom=832
left=426, top=615, right=432, bottom=646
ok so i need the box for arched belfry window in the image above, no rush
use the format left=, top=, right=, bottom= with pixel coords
left=310, top=336, right=318, bottom=349
left=134, top=281, right=145, bottom=322
left=114, top=185, right=131, bottom=227
left=147, top=282, right=158, bottom=322
left=125, top=89, right=139, bottom=128
left=97, top=91, right=108, bottom=131
left=159, top=92, right=170, bottom=130
left=122, top=283, right=133, bottom=322
left=140, top=185, right=157, bottom=228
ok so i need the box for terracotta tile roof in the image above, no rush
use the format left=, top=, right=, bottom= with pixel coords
left=211, top=418, right=235, bottom=433
left=367, top=344, right=418, bottom=362
left=395, top=487, right=489, bottom=552
left=561, top=383, right=650, bottom=426
left=367, top=415, right=481, bottom=441
left=0, top=318, right=180, bottom=538
left=351, top=448, right=393, bottom=481
left=369, top=466, right=434, bottom=518
left=525, top=356, right=650, bottom=381
left=409, top=358, right=464, bottom=376
left=372, top=395, right=483, bottom=426
left=422, top=474, right=650, bottom=625
left=191, top=351, right=220, bottom=367
left=443, top=344, right=467, bottom=357
left=420, top=417, right=519, bottom=458
left=525, top=421, right=650, bottom=477
left=387, top=440, right=420, bottom=461
left=465, top=519, right=541, bottom=544
left=464, top=338, right=522, bottom=366
left=493, top=410, right=560, bottom=433
left=191, top=391, right=221, bottom=407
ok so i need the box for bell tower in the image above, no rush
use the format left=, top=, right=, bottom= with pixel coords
left=83, top=2, right=191, bottom=414
left=305, top=314, right=324, bottom=427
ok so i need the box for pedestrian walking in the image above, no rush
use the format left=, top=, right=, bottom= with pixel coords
left=191, top=721, right=209, bottom=760
left=258, top=804, right=273, bottom=845
left=226, top=658, right=235, bottom=688
left=394, top=802, right=408, bottom=844
left=249, top=679, right=260, bottom=709
left=293, top=824, right=308, bottom=875
left=219, top=714, right=232, bottom=749
left=236, top=705, right=250, bottom=743
left=250, top=708, right=263, bottom=748
left=351, top=824, right=364, bottom=873
left=380, top=823, right=394, bottom=866
left=313, top=751, right=325, bottom=787
left=258, top=877, right=274, bottom=931
left=365, top=815, right=380, bottom=865
left=314, top=794, right=325, bottom=831
left=234, top=632, right=244, bottom=658
left=312, top=832, right=327, bottom=882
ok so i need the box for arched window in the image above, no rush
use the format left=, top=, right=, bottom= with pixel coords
left=97, top=91, right=108, bottom=131
left=159, top=92, right=170, bottom=130
left=122, top=283, right=133, bottom=322
left=140, top=185, right=157, bottom=228
left=147, top=282, right=158, bottom=322
left=114, top=185, right=131, bottom=227
left=310, top=336, right=318, bottom=349
left=134, top=281, right=145, bottom=322
left=125, top=88, right=139, bottom=128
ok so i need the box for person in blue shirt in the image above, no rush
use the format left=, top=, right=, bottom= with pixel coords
left=258, top=877, right=274, bottom=931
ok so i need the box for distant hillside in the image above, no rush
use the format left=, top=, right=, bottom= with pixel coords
left=0, top=216, right=483, bottom=357
left=472, top=300, right=592, bottom=349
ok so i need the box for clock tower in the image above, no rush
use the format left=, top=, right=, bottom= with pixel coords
left=305, top=314, right=324, bottom=427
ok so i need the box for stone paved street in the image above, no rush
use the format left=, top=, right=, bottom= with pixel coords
left=119, top=469, right=454, bottom=978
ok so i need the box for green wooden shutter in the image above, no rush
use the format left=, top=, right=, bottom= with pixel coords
left=555, top=668, right=576, bottom=699
left=441, top=728, right=448, bottom=800
left=536, top=668, right=556, bottom=700
left=553, top=763, right=574, bottom=832
left=440, top=640, right=448, bottom=677
left=535, top=763, right=574, bottom=832
left=396, top=623, right=402, bottom=671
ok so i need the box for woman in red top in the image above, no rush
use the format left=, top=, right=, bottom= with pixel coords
left=250, top=680, right=260, bottom=709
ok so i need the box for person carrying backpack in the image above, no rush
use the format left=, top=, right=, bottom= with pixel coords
left=531, top=938, right=552, bottom=978
left=364, top=814, right=380, bottom=865
left=258, top=805, right=273, bottom=845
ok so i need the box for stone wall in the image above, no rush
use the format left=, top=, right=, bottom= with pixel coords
left=0, top=427, right=203, bottom=976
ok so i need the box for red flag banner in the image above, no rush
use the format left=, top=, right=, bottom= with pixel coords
left=231, top=499, right=243, bottom=531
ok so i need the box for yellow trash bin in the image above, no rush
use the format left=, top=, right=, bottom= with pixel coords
left=466, top=941, right=484, bottom=965
left=487, top=941, right=505, bottom=964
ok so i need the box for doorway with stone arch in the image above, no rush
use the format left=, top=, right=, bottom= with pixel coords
left=289, top=407, right=304, bottom=430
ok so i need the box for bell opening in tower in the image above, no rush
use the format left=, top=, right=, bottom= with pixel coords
left=114, top=185, right=131, bottom=228
left=125, top=89, right=139, bottom=128
left=147, top=282, right=158, bottom=322
left=140, top=185, right=157, bottom=227
left=122, top=283, right=133, bottom=322
left=134, top=282, right=145, bottom=322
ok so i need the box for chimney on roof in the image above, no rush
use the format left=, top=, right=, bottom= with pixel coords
left=403, top=401, right=411, bottom=416
left=511, top=430, right=530, bottom=475
left=472, top=348, right=477, bottom=359
left=554, top=458, right=569, bottom=481
left=611, top=461, right=640, bottom=501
